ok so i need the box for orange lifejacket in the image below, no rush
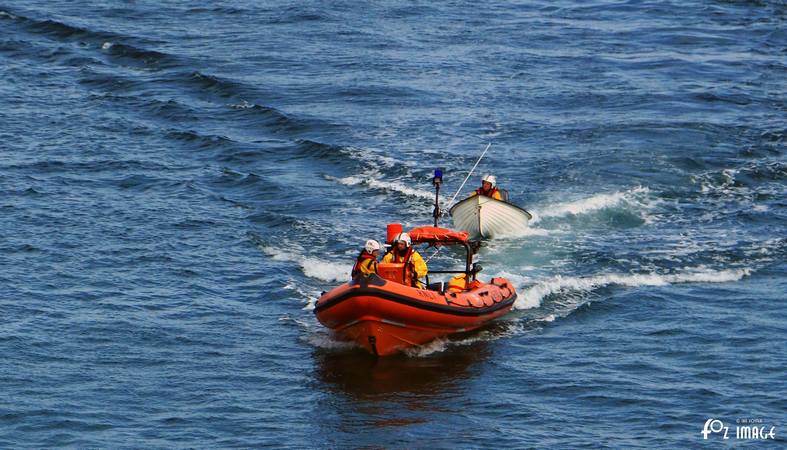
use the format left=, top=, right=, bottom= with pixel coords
left=382, top=248, right=419, bottom=287
left=377, top=262, right=411, bottom=286
left=351, top=251, right=378, bottom=278
left=476, top=187, right=500, bottom=199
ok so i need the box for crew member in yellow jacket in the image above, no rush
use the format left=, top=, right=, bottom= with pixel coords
left=351, top=239, right=381, bottom=278
left=383, top=232, right=428, bottom=288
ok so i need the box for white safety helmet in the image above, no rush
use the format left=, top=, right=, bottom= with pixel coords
left=393, top=232, right=411, bottom=247
left=482, top=174, right=497, bottom=188
left=364, top=239, right=382, bottom=253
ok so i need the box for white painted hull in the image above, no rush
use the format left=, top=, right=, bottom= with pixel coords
left=449, top=195, right=532, bottom=239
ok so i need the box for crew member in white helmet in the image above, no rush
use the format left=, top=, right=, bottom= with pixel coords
left=351, top=239, right=381, bottom=278
left=469, top=174, right=503, bottom=200
left=382, top=232, right=428, bottom=288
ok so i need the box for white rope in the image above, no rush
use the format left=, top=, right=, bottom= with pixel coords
left=425, top=246, right=442, bottom=263
left=447, top=142, right=492, bottom=208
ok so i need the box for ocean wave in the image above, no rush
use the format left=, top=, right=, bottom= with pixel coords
left=491, top=226, right=552, bottom=238
left=302, top=297, right=318, bottom=311
left=9, top=10, right=128, bottom=48
left=303, top=332, right=360, bottom=351
left=326, top=174, right=434, bottom=200
left=227, top=100, right=295, bottom=130
left=282, top=279, right=322, bottom=311
left=300, top=259, right=351, bottom=283
left=91, top=93, right=200, bottom=123
left=102, top=41, right=179, bottom=69
left=532, top=186, right=653, bottom=222
left=404, top=333, right=487, bottom=358
left=256, top=242, right=350, bottom=283
left=403, top=337, right=461, bottom=357
left=2, top=158, right=176, bottom=174
left=79, top=72, right=147, bottom=91
left=281, top=315, right=358, bottom=349
left=403, top=321, right=527, bottom=357
left=27, top=18, right=94, bottom=39
left=10, top=11, right=347, bottom=163
left=693, top=161, right=786, bottom=197
left=513, top=267, right=752, bottom=310
left=8, top=9, right=180, bottom=72
left=187, top=6, right=250, bottom=15
left=293, top=140, right=351, bottom=162
left=165, top=129, right=235, bottom=148
left=227, top=100, right=256, bottom=110
left=186, top=71, right=247, bottom=98
left=346, top=145, right=406, bottom=170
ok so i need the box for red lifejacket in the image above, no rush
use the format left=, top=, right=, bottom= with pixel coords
left=351, top=251, right=377, bottom=278
left=476, top=187, right=499, bottom=198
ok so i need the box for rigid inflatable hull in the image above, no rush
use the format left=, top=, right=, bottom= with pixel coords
left=314, top=276, right=516, bottom=356
left=449, top=195, right=532, bottom=239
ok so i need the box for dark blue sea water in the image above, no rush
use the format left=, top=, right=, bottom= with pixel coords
left=1, top=0, right=785, bottom=447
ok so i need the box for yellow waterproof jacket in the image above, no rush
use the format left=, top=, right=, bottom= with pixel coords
left=447, top=273, right=482, bottom=292
left=383, top=249, right=428, bottom=287
left=447, top=273, right=468, bottom=292
left=470, top=188, right=503, bottom=201
left=351, top=252, right=378, bottom=278
left=357, top=257, right=378, bottom=276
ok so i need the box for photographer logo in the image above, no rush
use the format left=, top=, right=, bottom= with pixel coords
left=702, top=418, right=776, bottom=441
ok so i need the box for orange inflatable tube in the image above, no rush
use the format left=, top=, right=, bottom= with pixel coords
left=314, top=274, right=517, bottom=356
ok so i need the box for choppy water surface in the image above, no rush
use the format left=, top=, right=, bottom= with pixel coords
left=1, top=0, right=785, bottom=447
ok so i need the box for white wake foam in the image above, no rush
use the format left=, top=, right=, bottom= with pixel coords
left=403, top=334, right=491, bottom=357
left=303, top=332, right=360, bottom=351
left=403, top=321, right=526, bottom=357
left=261, top=245, right=350, bottom=283
left=514, top=267, right=752, bottom=310
left=228, top=100, right=255, bottom=109
left=696, top=168, right=740, bottom=195
left=327, top=174, right=434, bottom=200
left=345, top=146, right=404, bottom=170
left=280, top=315, right=361, bottom=351
left=283, top=279, right=322, bottom=310
left=532, top=186, right=651, bottom=222
left=494, top=226, right=552, bottom=238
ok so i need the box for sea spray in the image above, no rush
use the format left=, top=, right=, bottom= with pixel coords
left=326, top=174, right=435, bottom=200
left=514, top=267, right=753, bottom=310
left=532, top=186, right=653, bottom=222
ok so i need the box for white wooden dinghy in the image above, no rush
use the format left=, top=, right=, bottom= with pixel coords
left=449, top=194, right=532, bottom=239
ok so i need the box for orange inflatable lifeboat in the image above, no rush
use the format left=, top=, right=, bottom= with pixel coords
left=314, top=226, right=517, bottom=356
